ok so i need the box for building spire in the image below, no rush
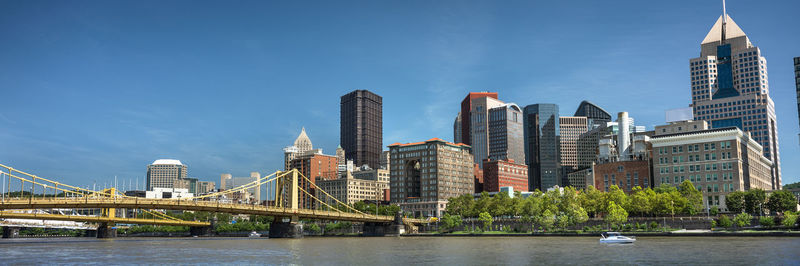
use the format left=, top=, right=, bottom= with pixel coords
left=720, top=0, right=727, bottom=45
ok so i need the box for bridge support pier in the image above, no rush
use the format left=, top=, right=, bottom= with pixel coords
left=269, top=216, right=303, bottom=238
left=362, top=212, right=406, bottom=236
left=362, top=222, right=395, bottom=236
left=2, top=227, right=20, bottom=238
left=190, top=226, right=214, bottom=237
left=97, top=222, right=117, bottom=238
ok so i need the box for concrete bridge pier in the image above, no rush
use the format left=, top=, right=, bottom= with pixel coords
left=362, top=211, right=406, bottom=236
left=2, top=226, right=20, bottom=238
left=190, top=216, right=216, bottom=237
left=269, top=216, right=303, bottom=238
left=190, top=226, right=214, bottom=237
left=362, top=222, right=395, bottom=236
left=96, top=222, right=117, bottom=238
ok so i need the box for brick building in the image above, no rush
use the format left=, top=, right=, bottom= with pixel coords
left=482, top=159, right=528, bottom=192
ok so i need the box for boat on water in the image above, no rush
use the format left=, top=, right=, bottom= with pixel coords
left=249, top=231, right=262, bottom=238
left=599, top=232, right=635, bottom=244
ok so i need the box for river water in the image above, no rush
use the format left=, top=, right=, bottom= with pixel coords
left=1, top=236, right=798, bottom=265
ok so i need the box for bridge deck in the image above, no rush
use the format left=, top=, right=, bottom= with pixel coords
left=0, top=198, right=427, bottom=224
left=0, top=211, right=210, bottom=226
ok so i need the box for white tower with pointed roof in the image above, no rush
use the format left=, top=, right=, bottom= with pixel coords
left=689, top=1, right=781, bottom=190
left=293, top=127, right=313, bottom=153
left=284, top=127, right=315, bottom=170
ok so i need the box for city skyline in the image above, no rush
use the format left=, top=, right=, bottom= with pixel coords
left=1, top=1, right=799, bottom=188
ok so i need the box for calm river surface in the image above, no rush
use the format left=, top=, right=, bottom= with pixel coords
left=1, top=236, right=798, bottom=265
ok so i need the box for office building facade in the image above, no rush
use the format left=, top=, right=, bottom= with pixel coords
left=651, top=124, right=773, bottom=211
left=288, top=150, right=339, bottom=209
left=523, top=104, right=561, bottom=191
left=341, top=90, right=383, bottom=170
left=482, top=159, right=528, bottom=192
left=388, top=138, right=474, bottom=218
left=467, top=96, right=505, bottom=167
left=456, top=92, right=499, bottom=146
left=488, top=103, right=525, bottom=164
left=559, top=116, right=589, bottom=175
left=146, top=159, right=188, bottom=191
left=316, top=169, right=390, bottom=205
left=689, top=13, right=781, bottom=189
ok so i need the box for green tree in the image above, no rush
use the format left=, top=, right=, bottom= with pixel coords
left=580, top=186, right=604, bottom=218
left=605, top=201, right=628, bottom=228
left=555, top=214, right=570, bottom=230
left=538, top=209, right=555, bottom=231
left=709, top=206, right=720, bottom=216
left=511, top=191, right=524, bottom=217
left=478, top=211, right=492, bottom=231
left=759, top=216, right=775, bottom=228
left=604, top=185, right=630, bottom=213
left=628, top=187, right=653, bottom=216
left=306, top=223, right=321, bottom=234
left=489, top=192, right=513, bottom=217
left=445, top=194, right=474, bottom=217
left=782, top=211, right=798, bottom=228
left=718, top=215, right=733, bottom=228
left=726, top=191, right=746, bottom=214
left=440, top=213, right=463, bottom=233
left=678, top=180, right=703, bottom=215
left=744, top=189, right=767, bottom=215
left=766, top=190, right=797, bottom=214
left=474, top=192, right=492, bottom=217
left=733, top=213, right=752, bottom=228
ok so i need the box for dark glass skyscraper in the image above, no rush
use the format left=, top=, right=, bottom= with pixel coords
left=340, top=90, right=382, bottom=170
left=523, top=104, right=561, bottom=191
left=574, top=100, right=612, bottom=128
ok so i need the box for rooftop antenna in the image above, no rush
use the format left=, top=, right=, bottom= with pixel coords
left=720, top=0, right=727, bottom=45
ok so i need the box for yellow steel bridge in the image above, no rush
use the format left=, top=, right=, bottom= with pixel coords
left=0, top=163, right=425, bottom=237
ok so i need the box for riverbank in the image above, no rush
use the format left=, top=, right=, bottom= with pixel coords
left=408, top=230, right=800, bottom=237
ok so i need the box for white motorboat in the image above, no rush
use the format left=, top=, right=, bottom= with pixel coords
left=599, top=232, right=635, bottom=244
left=249, top=231, right=261, bottom=237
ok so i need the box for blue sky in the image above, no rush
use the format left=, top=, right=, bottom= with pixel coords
left=1, top=0, right=798, bottom=189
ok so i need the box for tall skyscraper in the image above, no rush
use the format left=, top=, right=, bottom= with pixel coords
left=456, top=92, right=499, bottom=145
left=340, top=90, right=383, bottom=170
left=689, top=8, right=781, bottom=189
left=523, top=104, right=561, bottom=191
left=488, top=103, right=525, bottom=164
left=574, top=100, right=612, bottom=129
left=559, top=116, right=589, bottom=175
left=146, top=159, right=187, bottom=191
left=794, top=57, right=799, bottom=143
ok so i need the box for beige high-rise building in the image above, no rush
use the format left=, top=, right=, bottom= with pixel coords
left=197, top=181, right=216, bottom=195
left=316, top=169, right=390, bottom=205
left=559, top=116, right=589, bottom=171
left=651, top=121, right=772, bottom=211
left=388, top=138, right=474, bottom=218
left=689, top=10, right=781, bottom=189
left=146, top=159, right=187, bottom=191
left=283, top=127, right=314, bottom=170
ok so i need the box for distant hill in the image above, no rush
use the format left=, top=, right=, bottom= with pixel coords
left=785, top=182, right=800, bottom=190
